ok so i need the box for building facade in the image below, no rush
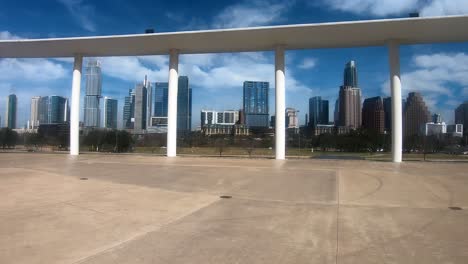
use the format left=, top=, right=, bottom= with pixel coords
left=455, top=101, right=468, bottom=135
left=447, top=124, right=463, bottom=137
left=83, top=60, right=102, bottom=128
left=362, top=96, right=385, bottom=134
left=285, top=108, right=299, bottom=129
left=5, top=94, right=17, bottom=129
left=104, top=97, right=118, bottom=129
left=201, top=110, right=239, bottom=127
left=424, top=122, right=447, bottom=136
left=243, top=81, right=269, bottom=128
left=338, top=86, right=361, bottom=129
left=404, top=92, right=431, bottom=137
left=309, top=96, right=329, bottom=127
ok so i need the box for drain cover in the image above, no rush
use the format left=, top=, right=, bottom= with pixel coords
left=449, top=206, right=462, bottom=210
left=80, top=177, right=88, bottom=180
left=220, top=195, right=232, bottom=199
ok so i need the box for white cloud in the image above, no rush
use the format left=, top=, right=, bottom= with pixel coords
left=322, top=0, right=468, bottom=17
left=381, top=52, right=468, bottom=122
left=96, top=56, right=168, bottom=83
left=420, top=0, right=468, bottom=16
left=322, top=0, right=419, bottom=16
left=0, top=31, right=23, bottom=40
left=213, top=0, right=292, bottom=28
left=0, top=59, right=67, bottom=82
left=57, top=0, right=96, bottom=32
left=298, top=58, right=317, bottom=69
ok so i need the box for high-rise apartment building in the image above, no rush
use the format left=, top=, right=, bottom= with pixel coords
left=338, top=61, right=362, bottom=129
left=103, top=97, right=118, bottom=129
left=30, top=96, right=41, bottom=129
left=243, top=81, right=269, bottom=128
left=455, top=101, right=468, bottom=135
left=83, top=60, right=102, bottom=128
left=362, top=96, right=385, bottom=134
left=403, top=92, right=430, bottom=137
left=5, top=94, right=17, bottom=129
left=309, top=96, right=329, bottom=127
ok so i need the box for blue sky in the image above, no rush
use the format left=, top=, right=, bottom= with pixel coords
left=1, top=0, right=468, bottom=128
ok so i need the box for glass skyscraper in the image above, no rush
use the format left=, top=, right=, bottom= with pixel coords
left=177, top=76, right=192, bottom=133
left=243, top=81, right=269, bottom=128
left=123, top=89, right=135, bottom=129
left=5, top=94, right=17, bottom=129
left=343, top=60, right=358, bottom=87
left=83, top=60, right=102, bottom=128
left=104, top=97, right=118, bottom=129
left=37, top=96, right=69, bottom=124
left=309, top=96, right=329, bottom=127
left=153, top=82, right=169, bottom=117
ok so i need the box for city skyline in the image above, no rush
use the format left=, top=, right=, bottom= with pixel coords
left=1, top=63, right=465, bottom=132
left=1, top=1, right=467, bottom=130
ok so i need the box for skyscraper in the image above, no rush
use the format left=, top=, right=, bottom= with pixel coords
left=104, top=97, right=118, bottom=129
left=343, top=60, right=358, bottom=87
left=152, top=82, right=169, bottom=117
left=383, top=97, right=392, bottom=132
left=309, top=96, right=329, bottom=127
left=134, top=83, right=148, bottom=132
left=404, top=92, right=430, bottom=137
left=83, top=60, right=102, bottom=128
left=334, top=98, right=340, bottom=124
left=243, top=81, right=269, bottom=128
left=123, top=89, right=135, bottom=129
left=36, top=96, right=68, bottom=125
left=455, top=101, right=468, bottom=135
left=5, top=94, right=17, bottom=129
left=177, top=76, right=192, bottom=133
left=147, top=77, right=191, bottom=133
left=362, top=96, right=385, bottom=134
left=338, top=61, right=361, bottom=129
left=30, top=96, right=41, bottom=129
left=149, top=82, right=169, bottom=129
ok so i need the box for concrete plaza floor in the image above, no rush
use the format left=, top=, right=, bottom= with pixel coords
left=1, top=153, right=467, bottom=264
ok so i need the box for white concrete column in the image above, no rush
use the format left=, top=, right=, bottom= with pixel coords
left=275, top=46, right=286, bottom=160
left=167, top=49, right=179, bottom=157
left=70, top=55, right=82, bottom=156
left=388, top=41, right=403, bottom=163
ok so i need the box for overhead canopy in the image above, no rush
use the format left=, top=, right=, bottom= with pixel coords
left=1, top=15, right=468, bottom=58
